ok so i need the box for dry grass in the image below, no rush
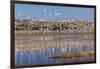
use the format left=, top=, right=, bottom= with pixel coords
left=15, top=31, right=94, bottom=36
left=15, top=31, right=94, bottom=52
left=50, top=51, right=95, bottom=59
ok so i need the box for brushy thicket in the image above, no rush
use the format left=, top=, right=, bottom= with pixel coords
left=15, top=20, right=94, bottom=33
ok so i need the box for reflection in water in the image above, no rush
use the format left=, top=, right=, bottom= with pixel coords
left=15, top=45, right=94, bottom=65
left=15, top=34, right=95, bottom=66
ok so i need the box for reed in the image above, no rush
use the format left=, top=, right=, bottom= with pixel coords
left=50, top=51, right=94, bottom=59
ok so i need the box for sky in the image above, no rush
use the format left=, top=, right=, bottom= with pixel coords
left=15, top=4, right=94, bottom=22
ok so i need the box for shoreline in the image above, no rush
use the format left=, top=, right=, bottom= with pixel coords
left=15, top=31, right=94, bottom=36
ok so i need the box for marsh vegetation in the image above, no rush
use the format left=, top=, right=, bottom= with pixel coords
left=15, top=20, right=95, bottom=65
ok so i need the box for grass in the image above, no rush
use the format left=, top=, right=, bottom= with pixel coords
left=15, top=30, right=94, bottom=36
left=50, top=51, right=94, bottom=59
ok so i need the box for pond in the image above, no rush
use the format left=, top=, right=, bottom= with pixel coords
left=15, top=33, right=95, bottom=66
left=15, top=45, right=95, bottom=66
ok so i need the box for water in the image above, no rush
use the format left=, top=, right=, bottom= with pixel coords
left=15, top=45, right=94, bottom=66
left=15, top=33, right=95, bottom=66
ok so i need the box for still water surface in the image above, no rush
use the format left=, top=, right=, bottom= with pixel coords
left=15, top=45, right=94, bottom=65
left=15, top=34, right=95, bottom=66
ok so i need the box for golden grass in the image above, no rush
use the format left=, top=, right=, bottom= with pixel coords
left=15, top=31, right=94, bottom=36
left=50, top=51, right=94, bottom=59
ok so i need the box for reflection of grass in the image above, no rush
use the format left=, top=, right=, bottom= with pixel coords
left=50, top=51, right=94, bottom=59
left=15, top=32, right=94, bottom=52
